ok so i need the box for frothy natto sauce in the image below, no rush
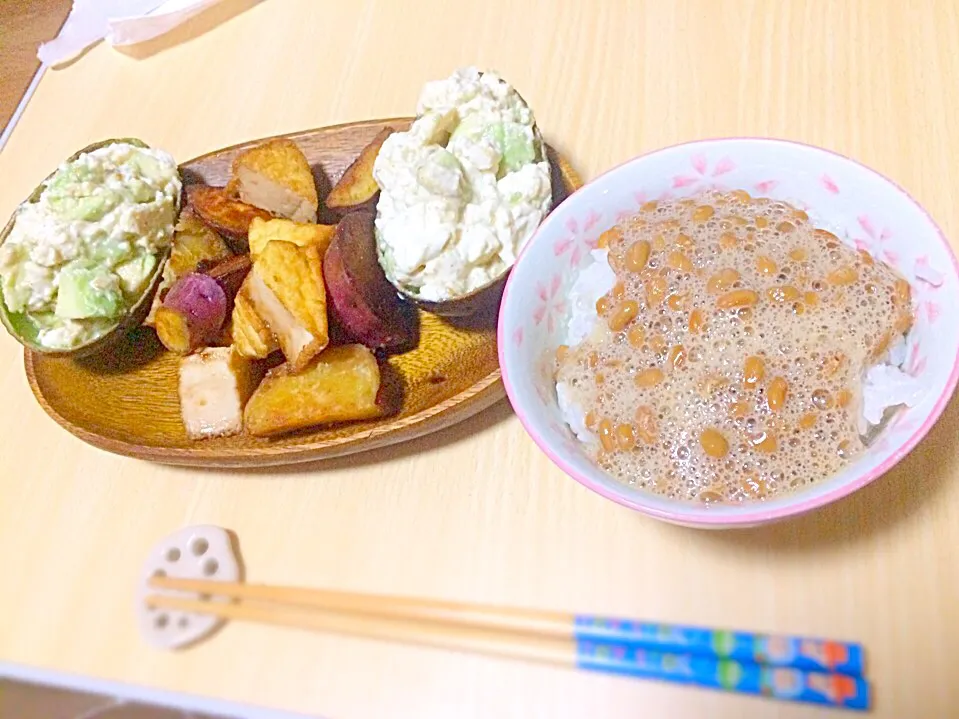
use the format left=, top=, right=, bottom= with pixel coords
left=555, top=190, right=914, bottom=503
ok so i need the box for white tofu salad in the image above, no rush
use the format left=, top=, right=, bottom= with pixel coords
left=373, top=67, right=553, bottom=302
left=0, top=141, right=181, bottom=350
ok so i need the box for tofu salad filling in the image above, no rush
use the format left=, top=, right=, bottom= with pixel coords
left=373, top=67, right=552, bottom=302
left=0, top=142, right=181, bottom=350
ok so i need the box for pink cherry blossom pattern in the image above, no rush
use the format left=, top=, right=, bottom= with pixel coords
left=553, top=235, right=574, bottom=257
left=906, top=341, right=928, bottom=376
left=821, top=174, right=840, bottom=194
left=566, top=217, right=579, bottom=234
left=888, top=412, right=917, bottom=435
left=711, top=156, right=736, bottom=176
left=673, top=154, right=735, bottom=190
left=583, top=209, right=601, bottom=232
left=512, top=326, right=524, bottom=348
left=569, top=243, right=584, bottom=269
left=857, top=215, right=892, bottom=243
left=672, top=174, right=699, bottom=189
left=853, top=215, right=899, bottom=266
left=553, top=227, right=586, bottom=269
left=914, top=256, right=945, bottom=288
left=533, top=273, right=567, bottom=335
left=924, top=300, right=941, bottom=324
left=633, top=191, right=648, bottom=206
left=692, top=153, right=708, bottom=175
left=754, top=180, right=779, bottom=194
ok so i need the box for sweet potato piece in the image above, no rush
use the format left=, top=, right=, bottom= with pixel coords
left=232, top=279, right=279, bottom=359
left=197, top=253, right=252, bottom=302
left=244, top=344, right=382, bottom=437
left=170, top=211, right=234, bottom=276
left=225, top=139, right=318, bottom=223
left=323, top=210, right=418, bottom=352
left=326, top=127, right=393, bottom=214
left=179, top=347, right=260, bottom=439
left=248, top=217, right=336, bottom=259
left=247, top=240, right=328, bottom=370
left=188, top=185, right=274, bottom=252
left=145, top=210, right=234, bottom=327
left=155, top=273, right=228, bottom=354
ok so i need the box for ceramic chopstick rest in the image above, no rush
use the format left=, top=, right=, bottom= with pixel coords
left=137, top=524, right=239, bottom=649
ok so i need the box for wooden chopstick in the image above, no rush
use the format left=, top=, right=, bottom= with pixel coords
left=149, top=576, right=864, bottom=676
left=145, top=586, right=871, bottom=711
left=148, top=592, right=574, bottom=667
left=150, top=575, right=571, bottom=638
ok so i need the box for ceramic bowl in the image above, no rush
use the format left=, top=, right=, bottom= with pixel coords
left=498, top=138, right=959, bottom=528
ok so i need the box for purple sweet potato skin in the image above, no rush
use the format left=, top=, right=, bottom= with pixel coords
left=156, top=273, right=228, bottom=352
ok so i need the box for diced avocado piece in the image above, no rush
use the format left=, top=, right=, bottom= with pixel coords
left=115, top=253, right=157, bottom=296
left=489, top=122, right=535, bottom=175
left=48, top=193, right=116, bottom=222
left=47, top=165, right=85, bottom=193
left=55, top=264, right=123, bottom=319
left=90, top=236, right=133, bottom=266
left=450, top=113, right=490, bottom=143
left=129, top=151, right=165, bottom=182
left=417, top=148, right=466, bottom=198
left=1, top=264, right=29, bottom=313
left=127, top=179, right=155, bottom=204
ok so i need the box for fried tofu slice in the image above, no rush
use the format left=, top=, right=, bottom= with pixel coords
left=232, top=279, right=279, bottom=359
left=326, top=127, right=393, bottom=214
left=248, top=217, right=336, bottom=259
left=226, top=139, right=318, bottom=223
left=244, top=344, right=382, bottom=437
left=178, top=347, right=260, bottom=439
left=246, top=239, right=328, bottom=370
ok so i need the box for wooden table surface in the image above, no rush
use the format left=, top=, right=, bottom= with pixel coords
left=0, top=0, right=71, bottom=131
left=2, top=2, right=958, bottom=718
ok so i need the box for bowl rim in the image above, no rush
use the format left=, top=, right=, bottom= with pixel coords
left=498, top=135, right=959, bottom=526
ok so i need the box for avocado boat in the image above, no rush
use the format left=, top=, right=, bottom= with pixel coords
left=0, top=138, right=181, bottom=359
left=372, top=67, right=553, bottom=319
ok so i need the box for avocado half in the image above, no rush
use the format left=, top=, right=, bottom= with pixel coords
left=374, top=115, right=553, bottom=319
left=0, top=138, right=178, bottom=359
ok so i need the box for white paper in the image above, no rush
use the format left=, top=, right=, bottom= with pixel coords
left=37, top=0, right=226, bottom=66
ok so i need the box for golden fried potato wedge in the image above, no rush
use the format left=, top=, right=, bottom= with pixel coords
left=247, top=240, right=328, bottom=370
left=226, top=139, right=318, bottom=223
left=232, top=279, right=279, bottom=359
left=244, top=344, right=382, bottom=437
left=188, top=185, right=274, bottom=252
left=325, top=127, right=393, bottom=214
left=248, top=217, right=336, bottom=259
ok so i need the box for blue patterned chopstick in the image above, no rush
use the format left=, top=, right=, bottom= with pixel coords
left=573, top=615, right=864, bottom=676
left=577, top=640, right=870, bottom=711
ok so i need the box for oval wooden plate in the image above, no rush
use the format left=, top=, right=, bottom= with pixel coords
left=24, top=118, right=580, bottom=467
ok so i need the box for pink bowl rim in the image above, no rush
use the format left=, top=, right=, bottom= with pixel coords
left=498, top=135, right=959, bottom=527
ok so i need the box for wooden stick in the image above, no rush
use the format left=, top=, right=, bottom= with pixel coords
left=146, top=593, right=575, bottom=667
left=150, top=576, right=573, bottom=639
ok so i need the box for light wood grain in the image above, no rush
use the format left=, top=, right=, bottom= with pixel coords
left=2, top=2, right=959, bottom=719
left=0, top=0, right=71, bottom=131
left=20, top=119, right=578, bottom=466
